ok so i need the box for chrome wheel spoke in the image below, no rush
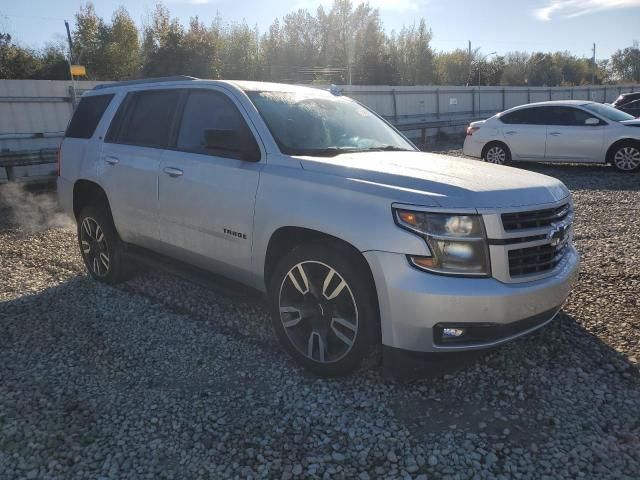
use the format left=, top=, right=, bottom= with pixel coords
left=81, top=240, right=91, bottom=254
left=99, top=252, right=110, bottom=269
left=95, top=225, right=104, bottom=243
left=279, top=305, right=312, bottom=328
left=287, top=264, right=309, bottom=295
left=322, top=268, right=347, bottom=300
left=307, top=331, right=326, bottom=362
left=330, top=317, right=356, bottom=347
left=82, top=218, right=94, bottom=239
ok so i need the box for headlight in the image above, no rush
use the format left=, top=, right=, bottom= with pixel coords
left=394, top=209, right=490, bottom=276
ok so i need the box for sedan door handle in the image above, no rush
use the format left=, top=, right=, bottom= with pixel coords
left=505, top=131, right=517, bottom=135
left=104, top=155, right=119, bottom=165
left=549, top=132, right=561, bottom=136
left=163, top=167, right=183, bottom=178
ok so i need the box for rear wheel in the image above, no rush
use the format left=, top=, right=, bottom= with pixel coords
left=482, top=142, right=511, bottom=165
left=268, top=244, right=379, bottom=376
left=77, top=204, right=134, bottom=284
left=611, top=142, right=640, bottom=172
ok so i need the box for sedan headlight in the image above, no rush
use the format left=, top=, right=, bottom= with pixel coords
left=394, top=209, right=490, bottom=276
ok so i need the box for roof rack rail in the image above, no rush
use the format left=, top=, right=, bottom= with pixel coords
left=93, top=76, right=199, bottom=90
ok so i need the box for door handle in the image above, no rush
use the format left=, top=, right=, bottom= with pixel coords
left=104, top=155, right=119, bottom=165
left=549, top=132, right=561, bottom=136
left=163, top=167, right=183, bottom=178
left=505, top=131, right=517, bottom=135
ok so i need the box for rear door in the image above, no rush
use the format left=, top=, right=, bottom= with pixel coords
left=99, top=89, right=181, bottom=248
left=499, top=107, right=548, bottom=160
left=544, top=106, right=605, bottom=162
left=157, top=88, right=263, bottom=281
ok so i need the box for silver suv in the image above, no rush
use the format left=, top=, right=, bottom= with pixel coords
left=57, top=77, right=580, bottom=376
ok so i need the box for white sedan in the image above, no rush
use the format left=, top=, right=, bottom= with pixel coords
left=463, top=100, right=640, bottom=172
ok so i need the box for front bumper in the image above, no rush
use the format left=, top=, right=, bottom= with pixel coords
left=364, top=246, right=579, bottom=353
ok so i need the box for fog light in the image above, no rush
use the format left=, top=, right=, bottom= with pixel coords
left=443, top=327, right=465, bottom=338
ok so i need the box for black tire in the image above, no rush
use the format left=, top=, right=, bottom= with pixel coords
left=268, top=243, right=380, bottom=377
left=482, top=142, right=511, bottom=165
left=77, top=204, right=134, bottom=284
left=610, top=141, right=640, bottom=172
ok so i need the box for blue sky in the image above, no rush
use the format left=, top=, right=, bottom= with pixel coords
left=1, top=0, right=639, bottom=59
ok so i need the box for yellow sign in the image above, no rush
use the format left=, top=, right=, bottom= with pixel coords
left=70, top=65, right=86, bottom=76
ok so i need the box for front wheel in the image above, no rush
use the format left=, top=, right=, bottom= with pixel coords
left=268, top=244, right=380, bottom=377
left=611, top=142, right=640, bottom=172
left=482, top=142, right=511, bottom=165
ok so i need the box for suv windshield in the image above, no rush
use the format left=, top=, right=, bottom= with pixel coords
left=246, top=90, right=414, bottom=156
left=581, top=102, right=634, bottom=122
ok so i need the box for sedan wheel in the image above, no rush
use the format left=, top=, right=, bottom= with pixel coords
left=278, top=261, right=359, bottom=364
left=612, top=145, right=640, bottom=172
left=484, top=145, right=507, bottom=165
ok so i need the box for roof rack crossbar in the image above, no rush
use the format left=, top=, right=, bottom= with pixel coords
left=93, top=76, right=199, bottom=90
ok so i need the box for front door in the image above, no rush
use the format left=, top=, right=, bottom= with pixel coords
left=157, top=88, right=263, bottom=281
left=543, top=106, right=605, bottom=162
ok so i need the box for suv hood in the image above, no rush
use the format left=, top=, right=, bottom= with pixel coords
left=298, top=151, right=569, bottom=209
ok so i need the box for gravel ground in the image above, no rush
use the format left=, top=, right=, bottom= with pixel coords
left=1, top=155, right=639, bottom=479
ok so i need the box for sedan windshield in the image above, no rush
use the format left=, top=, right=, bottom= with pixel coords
left=246, top=90, right=415, bottom=156
left=582, top=102, right=634, bottom=122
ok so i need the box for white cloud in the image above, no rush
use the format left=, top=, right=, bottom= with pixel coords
left=534, top=0, right=640, bottom=21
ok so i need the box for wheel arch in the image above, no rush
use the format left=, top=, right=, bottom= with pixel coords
left=263, top=226, right=378, bottom=305
left=482, top=140, right=511, bottom=160
left=73, top=179, right=112, bottom=220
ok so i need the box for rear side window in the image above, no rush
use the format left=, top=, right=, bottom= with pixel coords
left=177, top=90, right=258, bottom=159
left=500, top=107, right=548, bottom=125
left=65, top=94, right=114, bottom=139
left=111, top=90, right=180, bottom=148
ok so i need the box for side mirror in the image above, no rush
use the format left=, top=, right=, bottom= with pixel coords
left=202, top=129, right=260, bottom=162
left=585, top=117, right=600, bottom=126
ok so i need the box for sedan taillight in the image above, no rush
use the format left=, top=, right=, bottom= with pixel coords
left=466, top=126, right=479, bottom=136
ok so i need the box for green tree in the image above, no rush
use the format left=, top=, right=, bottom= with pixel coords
left=610, top=42, right=640, bottom=82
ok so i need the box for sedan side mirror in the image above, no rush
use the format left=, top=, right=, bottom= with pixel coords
left=202, top=129, right=260, bottom=162
left=584, top=117, right=600, bottom=126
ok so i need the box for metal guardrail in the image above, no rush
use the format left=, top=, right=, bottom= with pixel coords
left=0, top=148, right=57, bottom=181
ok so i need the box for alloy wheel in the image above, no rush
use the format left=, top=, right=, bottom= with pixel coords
left=613, top=146, right=640, bottom=171
left=278, top=261, right=359, bottom=364
left=80, top=217, right=110, bottom=277
left=485, top=146, right=507, bottom=164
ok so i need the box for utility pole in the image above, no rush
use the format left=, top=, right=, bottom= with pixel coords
left=64, top=20, right=77, bottom=107
left=591, top=42, right=596, bottom=85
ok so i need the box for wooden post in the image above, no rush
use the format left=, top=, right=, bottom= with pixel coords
left=527, top=88, right=530, bottom=104
left=436, top=88, right=440, bottom=119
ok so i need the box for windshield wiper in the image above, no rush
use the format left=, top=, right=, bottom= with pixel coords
left=357, top=145, right=414, bottom=152
left=288, top=145, right=413, bottom=157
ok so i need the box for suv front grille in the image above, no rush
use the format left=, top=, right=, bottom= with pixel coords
left=501, top=204, right=570, bottom=231
left=500, top=202, right=573, bottom=278
left=508, top=243, right=567, bottom=277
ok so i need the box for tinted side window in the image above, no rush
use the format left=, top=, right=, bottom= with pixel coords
left=65, top=94, right=114, bottom=139
left=546, top=107, right=593, bottom=126
left=116, top=90, right=180, bottom=148
left=177, top=90, right=258, bottom=159
left=500, top=107, right=547, bottom=125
